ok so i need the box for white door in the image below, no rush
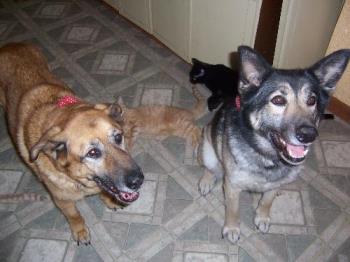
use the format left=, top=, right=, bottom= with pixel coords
left=190, top=0, right=262, bottom=66
left=119, top=0, right=152, bottom=33
left=274, top=0, right=344, bottom=68
left=151, top=0, right=190, bottom=60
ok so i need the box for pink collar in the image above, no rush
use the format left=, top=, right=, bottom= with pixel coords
left=235, top=96, right=241, bottom=111
left=57, top=95, right=80, bottom=108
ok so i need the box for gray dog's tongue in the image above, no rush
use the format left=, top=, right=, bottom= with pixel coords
left=286, top=144, right=306, bottom=158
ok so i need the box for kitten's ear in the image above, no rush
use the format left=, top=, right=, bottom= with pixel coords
left=238, top=46, right=271, bottom=94
left=192, top=58, right=200, bottom=64
left=106, top=101, right=124, bottom=122
left=116, top=96, right=127, bottom=112
left=309, top=49, right=350, bottom=94
left=192, top=58, right=207, bottom=66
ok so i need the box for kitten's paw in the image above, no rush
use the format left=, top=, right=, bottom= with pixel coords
left=207, top=96, right=222, bottom=111
left=222, top=225, right=241, bottom=244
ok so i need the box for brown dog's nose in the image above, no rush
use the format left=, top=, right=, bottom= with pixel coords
left=296, top=125, right=318, bottom=143
left=125, top=168, right=144, bottom=190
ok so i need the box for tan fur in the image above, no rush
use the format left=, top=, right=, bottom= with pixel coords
left=0, top=42, right=140, bottom=244
left=119, top=86, right=206, bottom=150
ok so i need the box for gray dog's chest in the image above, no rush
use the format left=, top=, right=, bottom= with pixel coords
left=226, top=157, right=300, bottom=192
left=223, top=134, right=300, bottom=192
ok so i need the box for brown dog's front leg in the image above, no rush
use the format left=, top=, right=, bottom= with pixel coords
left=254, top=189, right=278, bottom=233
left=222, top=176, right=241, bottom=244
left=53, top=198, right=90, bottom=245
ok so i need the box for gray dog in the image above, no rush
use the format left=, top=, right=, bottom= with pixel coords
left=198, top=46, right=350, bottom=244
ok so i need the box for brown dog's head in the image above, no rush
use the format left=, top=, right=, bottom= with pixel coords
left=29, top=103, right=144, bottom=204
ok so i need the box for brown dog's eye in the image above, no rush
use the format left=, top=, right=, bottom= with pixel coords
left=307, top=96, right=316, bottom=106
left=271, top=95, right=287, bottom=106
left=86, top=148, right=102, bottom=159
left=114, top=134, right=123, bottom=145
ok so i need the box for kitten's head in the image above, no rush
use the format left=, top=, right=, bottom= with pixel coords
left=190, top=58, right=208, bottom=84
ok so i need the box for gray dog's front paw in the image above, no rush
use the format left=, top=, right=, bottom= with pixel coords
left=254, top=215, right=270, bottom=233
left=222, top=225, right=241, bottom=244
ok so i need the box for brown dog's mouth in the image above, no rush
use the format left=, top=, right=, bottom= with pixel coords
left=270, top=131, right=309, bottom=165
left=93, top=176, right=139, bottom=203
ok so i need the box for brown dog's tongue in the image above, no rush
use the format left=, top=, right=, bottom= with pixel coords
left=120, top=191, right=139, bottom=202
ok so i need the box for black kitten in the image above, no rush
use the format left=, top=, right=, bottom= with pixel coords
left=189, top=58, right=239, bottom=111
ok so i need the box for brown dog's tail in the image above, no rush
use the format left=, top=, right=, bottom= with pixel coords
left=190, top=85, right=206, bottom=119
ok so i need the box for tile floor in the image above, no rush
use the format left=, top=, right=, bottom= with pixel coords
left=1, top=1, right=350, bottom=261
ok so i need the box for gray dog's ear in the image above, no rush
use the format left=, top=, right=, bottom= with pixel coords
left=238, top=45, right=271, bottom=94
left=309, top=49, right=350, bottom=94
left=29, top=126, right=67, bottom=165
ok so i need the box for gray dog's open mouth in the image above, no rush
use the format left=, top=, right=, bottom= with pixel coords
left=270, top=132, right=309, bottom=165
left=93, top=176, right=139, bottom=203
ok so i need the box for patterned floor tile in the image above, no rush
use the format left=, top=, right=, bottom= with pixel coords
left=162, top=199, right=193, bottom=224
left=1, top=0, right=350, bottom=261
left=74, top=244, right=103, bottom=262
left=102, top=221, right=129, bottom=248
left=125, top=223, right=159, bottom=249
left=286, top=234, right=316, bottom=262
left=19, top=239, right=67, bottom=262
left=238, top=248, right=256, bottom=262
left=0, top=13, right=29, bottom=40
left=328, top=236, right=350, bottom=262
left=134, top=152, right=167, bottom=174
left=322, top=141, right=350, bottom=168
left=184, top=252, right=228, bottom=262
left=258, top=234, right=288, bottom=262
left=0, top=170, right=23, bottom=195
left=270, top=190, right=304, bottom=225
left=24, top=1, right=82, bottom=28
left=148, top=243, right=174, bottom=262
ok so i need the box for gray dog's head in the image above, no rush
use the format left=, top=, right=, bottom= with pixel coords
left=237, top=46, right=350, bottom=165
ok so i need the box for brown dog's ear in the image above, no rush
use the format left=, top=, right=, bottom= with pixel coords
left=29, top=126, right=65, bottom=162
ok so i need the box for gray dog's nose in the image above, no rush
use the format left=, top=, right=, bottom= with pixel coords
left=296, top=125, right=318, bottom=143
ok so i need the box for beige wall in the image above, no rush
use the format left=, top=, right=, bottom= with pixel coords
left=326, top=0, right=350, bottom=106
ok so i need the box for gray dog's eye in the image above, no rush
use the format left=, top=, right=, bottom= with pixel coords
left=114, top=134, right=123, bottom=145
left=86, top=148, right=102, bottom=159
left=306, top=96, right=316, bottom=106
left=271, top=95, right=287, bottom=106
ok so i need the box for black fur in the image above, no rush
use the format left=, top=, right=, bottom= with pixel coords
left=189, top=58, right=239, bottom=111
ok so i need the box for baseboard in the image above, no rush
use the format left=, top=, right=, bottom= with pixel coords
left=328, top=96, right=350, bottom=123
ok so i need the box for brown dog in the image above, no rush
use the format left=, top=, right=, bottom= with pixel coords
left=0, top=42, right=144, bottom=244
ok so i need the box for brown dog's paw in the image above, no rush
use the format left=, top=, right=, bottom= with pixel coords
left=73, top=225, right=91, bottom=246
